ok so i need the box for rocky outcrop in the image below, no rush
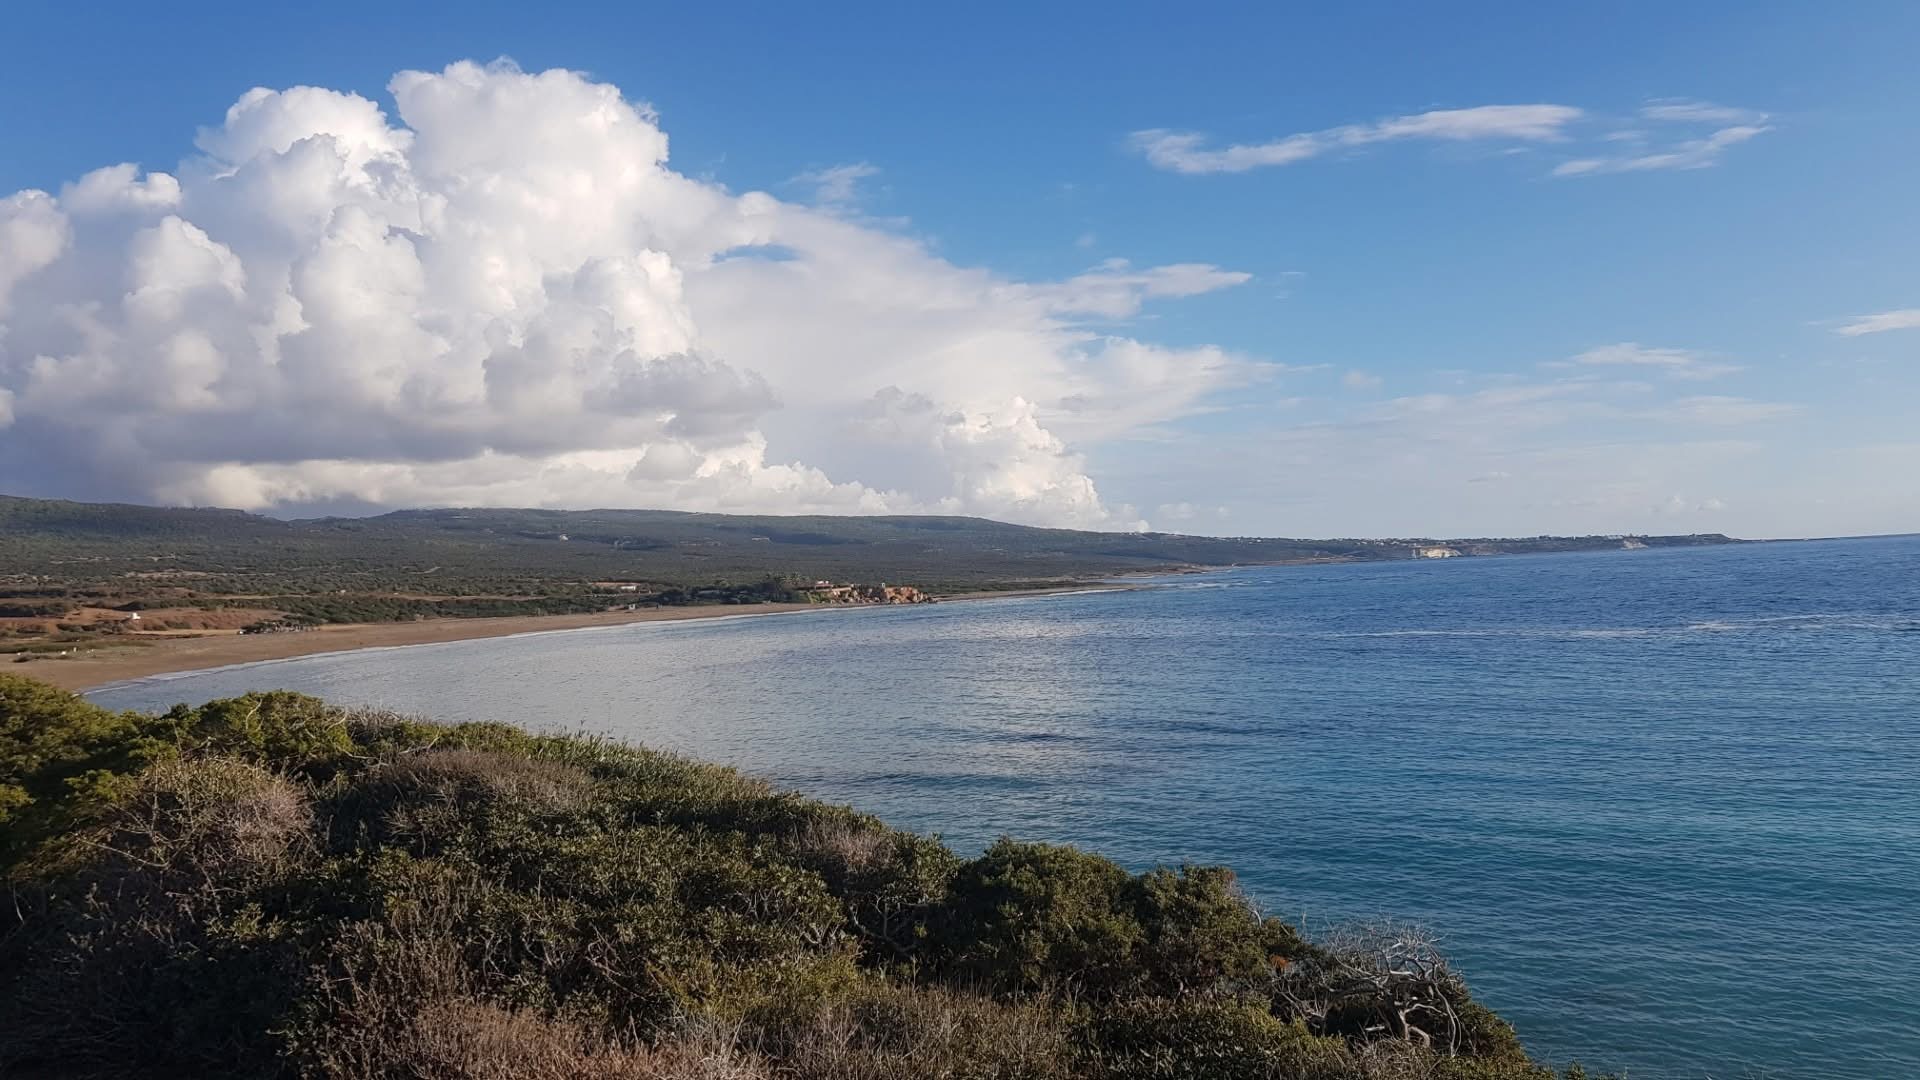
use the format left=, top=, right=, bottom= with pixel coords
left=800, top=584, right=934, bottom=605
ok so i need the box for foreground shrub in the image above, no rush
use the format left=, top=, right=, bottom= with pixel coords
left=1, top=758, right=314, bottom=1075
left=756, top=980, right=1076, bottom=1079
left=309, top=997, right=774, bottom=1080
left=0, top=678, right=151, bottom=863
left=0, top=676, right=1600, bottom=1079
left=1081, top=998, right=1352, bottom=1080
left=1275, top=924, right=1529, bottom=1061
left=932, top=839, right=1304, bottom=999
left=782, top=810, right=961, bottom=966
left=324, top=747, right=595, bottom=853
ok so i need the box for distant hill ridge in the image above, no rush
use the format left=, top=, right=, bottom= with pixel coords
left=0, top=494, right=1739, bottom=587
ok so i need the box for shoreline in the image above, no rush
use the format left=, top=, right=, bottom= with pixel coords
left=24, top=584, right=1138, bottom=693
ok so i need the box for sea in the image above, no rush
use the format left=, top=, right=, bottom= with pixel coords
left=88, top=535, right=1920, bottom=1079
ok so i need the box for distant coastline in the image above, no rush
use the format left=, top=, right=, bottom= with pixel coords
left=31, top=584, right=1134, bottom=693
left=1, top=493, right=1747, bottom=693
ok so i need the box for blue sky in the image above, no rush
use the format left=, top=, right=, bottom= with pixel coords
left=1, top=2, right=1915, bottom=537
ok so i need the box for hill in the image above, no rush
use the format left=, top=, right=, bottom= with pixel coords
left=0, top=494, right=1738, bottom=592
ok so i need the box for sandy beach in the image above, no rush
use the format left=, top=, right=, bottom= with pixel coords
left=20, top=586, right=1129, bottom=693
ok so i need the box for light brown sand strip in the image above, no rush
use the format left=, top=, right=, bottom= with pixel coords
left=21, top=585, right=1135, bottom=692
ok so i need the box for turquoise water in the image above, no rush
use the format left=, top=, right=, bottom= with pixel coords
left=90, top=536, right=1920, bottom=1078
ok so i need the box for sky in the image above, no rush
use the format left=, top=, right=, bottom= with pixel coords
left=1, top=2, right=1916, bottom=539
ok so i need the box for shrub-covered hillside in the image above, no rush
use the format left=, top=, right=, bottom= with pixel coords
left=0, top=675, right=1604, bottom=1079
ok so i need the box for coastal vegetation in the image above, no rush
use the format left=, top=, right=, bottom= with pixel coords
left=0, top=674, right=1611, bottom=1079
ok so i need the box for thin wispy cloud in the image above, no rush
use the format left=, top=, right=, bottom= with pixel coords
left=1555, top=100, right=1770, bottom=177
left=1562, top=343, right=1742, bottom=381
left=1554, top=124, right=1769, bottom=177
left=1834, top=308, right=1920, bottom=336
left=1173, top=354, right=1808, bottom=533
left=1357, top=373, right=1794, bottom=437
left=1637, top=99, right=1767, bottom=125
left=1036, top=258, right=1253, bottom=318
left=1137, top=98, right=1770, bottom=179
left=792, top=162, right=879, bottom=206
left=1131, top=104, right=1584, bottom=175
left=1642, top=396, right=1800, bottom=426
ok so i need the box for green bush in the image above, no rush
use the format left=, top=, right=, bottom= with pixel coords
left=1, top=757, right=314, bottom=1075
left=931, top=839, right=1306, bottom=999
left=935, top=838, right=1145, bottom=993
left=0, top=677, right=159, bottom=864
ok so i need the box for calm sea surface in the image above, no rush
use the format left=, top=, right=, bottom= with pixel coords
left=90, top=536, right=1920, bottom=1079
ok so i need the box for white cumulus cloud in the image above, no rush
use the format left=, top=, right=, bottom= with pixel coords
left=0, top=191, right=71, bottom=317
left=0, top=60, right=1258, bottom=527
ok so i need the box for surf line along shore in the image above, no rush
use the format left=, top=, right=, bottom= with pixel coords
left=27, top=585, right=1138, bottom=694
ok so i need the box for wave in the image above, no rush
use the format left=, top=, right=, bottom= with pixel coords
left=1681, top=614, right=1919, bottom=633
left=1322, top=628, right=1652, bottom=639
left=1315, top=614, right=1918, bottom=640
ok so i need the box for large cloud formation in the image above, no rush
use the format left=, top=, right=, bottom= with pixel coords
left=0, top=61, right=1255, bottom=527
